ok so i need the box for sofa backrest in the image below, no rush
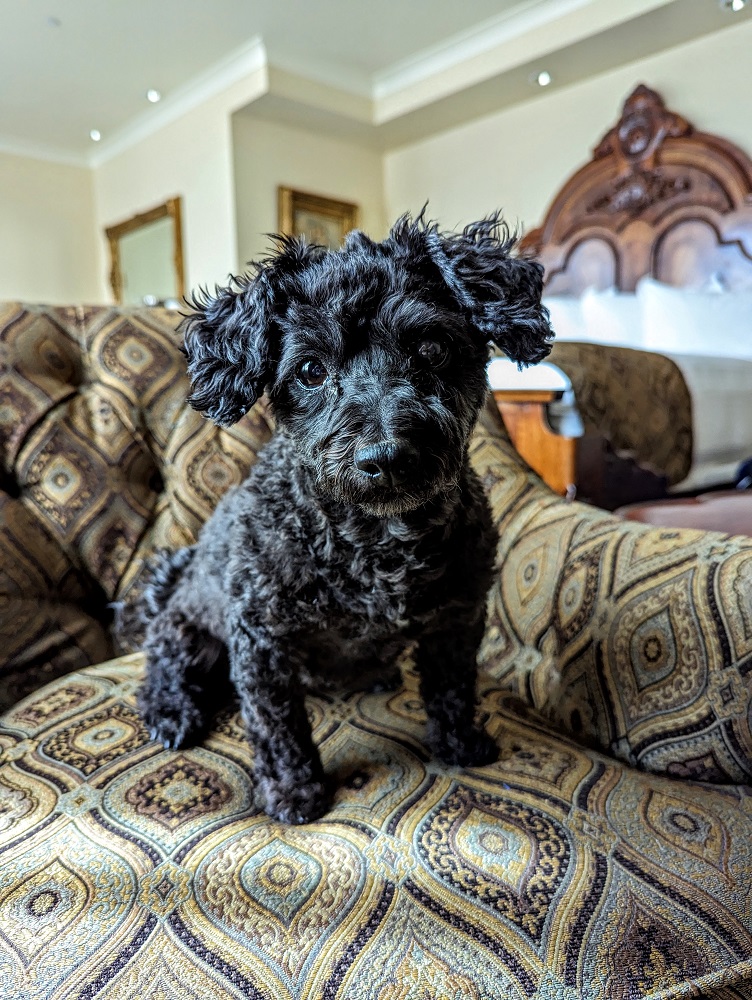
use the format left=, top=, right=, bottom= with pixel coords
left=0, top=303, right=273, bottom=703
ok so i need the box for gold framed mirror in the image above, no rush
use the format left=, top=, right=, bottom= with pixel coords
left=105, top=196, right=185, bottom=306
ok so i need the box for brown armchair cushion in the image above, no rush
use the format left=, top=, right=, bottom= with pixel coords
left=616, top=491, right=752, bottom=537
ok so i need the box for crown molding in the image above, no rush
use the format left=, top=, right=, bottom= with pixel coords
left=372, top=0, right=552, bottom=99
left=87, top=36, right=267, bottom=167
left=0, top=136, right=89, bottom=168
left=265, top=67, right=373, bottom=123
left=0, top=0, right=700, bottom=170
left=264, top=49, right=372, bottom=100
left=371, top=0, right=674, bottom=121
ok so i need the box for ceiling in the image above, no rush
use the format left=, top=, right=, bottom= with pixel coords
left=1, top=0, right=750, bottom=164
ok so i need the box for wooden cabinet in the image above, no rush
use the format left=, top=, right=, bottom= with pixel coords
left=493, top=389, right=577, bottom=498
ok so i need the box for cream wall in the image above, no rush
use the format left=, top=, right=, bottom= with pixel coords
left=0, top=151, right=100, bottom=303
left=93, top=68, right=267, bottom=301
left=0, top=66, right=384, bottom=307
left=232, top=114, right=386, bottom=270
left=384, top=19, right=752, bottom=234
left=7, top=18, right=752, bottom=305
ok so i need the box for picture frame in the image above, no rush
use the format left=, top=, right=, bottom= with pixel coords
left=278, top=186, right=359, bottom=248
left=105, top=196, right=185, bottom=306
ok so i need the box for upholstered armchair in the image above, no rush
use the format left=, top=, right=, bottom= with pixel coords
left=1, top=302, right=750, bottom=998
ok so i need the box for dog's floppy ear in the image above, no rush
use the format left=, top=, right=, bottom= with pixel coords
left=182, top=274, right=274, bottom=426
left=182, top=237, right=317, bottom=426
left=392, top=213, right=553, bottom=366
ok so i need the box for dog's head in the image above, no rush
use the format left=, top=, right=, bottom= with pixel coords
left=183, top=212, right=552, bottom=515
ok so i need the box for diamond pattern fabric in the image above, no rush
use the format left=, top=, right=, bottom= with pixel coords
left=1, top=302, right=751, bottom=996
left=0, top=655, right=750, bottom=998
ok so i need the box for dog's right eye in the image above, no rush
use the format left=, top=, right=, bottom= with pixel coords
left=297, top=359, right=329, bottom=388
left=414, top=336, right=449, bottom=368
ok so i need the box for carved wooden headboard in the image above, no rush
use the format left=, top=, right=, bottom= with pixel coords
left=521, top=85, right=752, bottom=293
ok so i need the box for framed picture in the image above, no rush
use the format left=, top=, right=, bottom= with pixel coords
left=278, top=187, right=359, bottom=248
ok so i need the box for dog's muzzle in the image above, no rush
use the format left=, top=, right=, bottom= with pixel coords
left=354, top=439, right=420, bottom=489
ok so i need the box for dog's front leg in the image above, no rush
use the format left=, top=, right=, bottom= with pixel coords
left=228, top=620, right=328, bottom=824
left=415, top=615, right=498, bottom=768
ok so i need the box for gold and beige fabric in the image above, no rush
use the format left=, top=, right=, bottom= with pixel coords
left=1, top=302, right=750, bottom=999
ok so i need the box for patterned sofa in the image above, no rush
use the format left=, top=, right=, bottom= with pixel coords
left=1, top=302, right=751, bottom=999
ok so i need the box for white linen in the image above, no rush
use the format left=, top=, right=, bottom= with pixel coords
left=640, top=277, right=752, bottom=358
left=543, top=290, right=645, bottom=349
left=581, top=287, right=645, bottom=348
left=542, top=296, right=586, bottom=342
left=544, top=280, right=752, bottom=358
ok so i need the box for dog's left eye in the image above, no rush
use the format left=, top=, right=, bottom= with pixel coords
left=414, top=337, right=449, bottom=367
left=297, top=359, right=329, bottom=388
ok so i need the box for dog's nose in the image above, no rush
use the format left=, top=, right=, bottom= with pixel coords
left=354, top=440, right=419, bottom=487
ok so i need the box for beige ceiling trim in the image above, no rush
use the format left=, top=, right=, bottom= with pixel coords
left=6, top=0, right=746, bottom=170
left=372, top=0, right=677, bottom=122
left=0, top=136, right=90, bottom=168
left=267, top=68, right=374, bottom=125
left=87, top=37, right=267, bottom=168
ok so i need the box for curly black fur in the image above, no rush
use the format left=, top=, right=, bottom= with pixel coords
left=123, top=212, right=552, bottom=824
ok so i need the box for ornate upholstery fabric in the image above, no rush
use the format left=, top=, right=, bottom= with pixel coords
left=549, top=342, right=693, bottom=486
left=1, top=303, right=751, bottom=996
left=0, top=302, right=273, bottom=706
left=472, top=402, right=752, bottom=784
left=0, top=654, right=750, bottom=999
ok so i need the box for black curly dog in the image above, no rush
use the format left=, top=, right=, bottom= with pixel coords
left=129, top=213, right=552, bottom=824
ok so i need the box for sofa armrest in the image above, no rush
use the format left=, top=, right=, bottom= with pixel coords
left=472, top=398, right=752, bottom=783
left=492, top=388, right=579, bottom=498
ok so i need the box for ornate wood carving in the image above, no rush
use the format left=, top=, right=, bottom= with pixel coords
left=521, top=85, right=752, bottom=292
left=588, top=86, right=693, bottom=217
left=592, top=84, right=691, bottom=171
left=586, top=171, right=691, bottom=218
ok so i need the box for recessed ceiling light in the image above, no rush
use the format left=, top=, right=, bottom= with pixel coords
left=146, top=89, right=162, bottom=103
left=721, top=0, right=747, bottom=11
left=89, top=129, right=101, bottom=142
left=534, top=70, right=553, bottom=87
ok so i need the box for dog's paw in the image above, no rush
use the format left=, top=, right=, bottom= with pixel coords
left=431, top=726, right=498, bottom=769
left=258, top=777, right=329, bottom=825
left=140, top=695, right=205, bottom=750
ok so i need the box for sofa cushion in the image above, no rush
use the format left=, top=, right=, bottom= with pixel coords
left=472, top=402, right=752, bottom=784
left=0, top=653, right=750, bottom=998
left=0, top=304, right=273, bottom=703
